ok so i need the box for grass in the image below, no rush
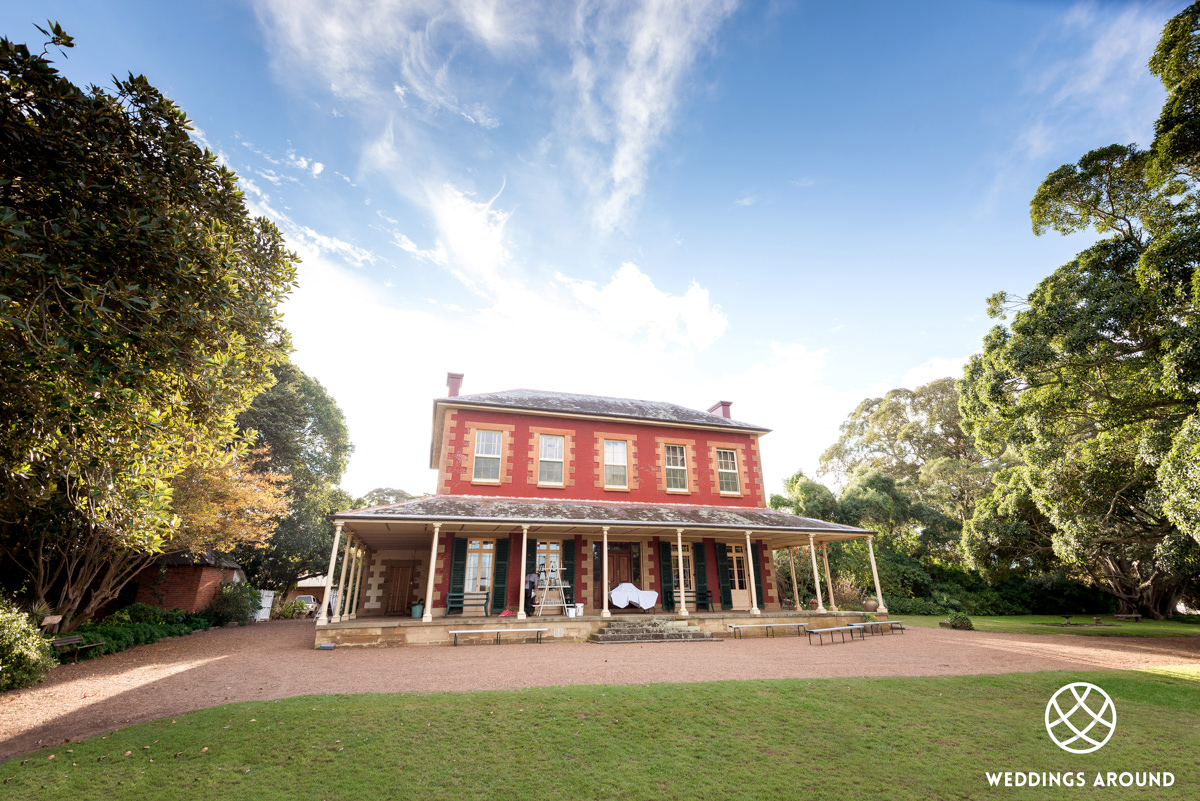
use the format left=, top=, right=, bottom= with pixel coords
left=3, top=668, right=1198, bottom=800
left=900, top=614, right=1200, bottom=637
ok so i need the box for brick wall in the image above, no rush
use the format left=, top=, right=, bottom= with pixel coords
left=133, top=565, right=226, bottom=613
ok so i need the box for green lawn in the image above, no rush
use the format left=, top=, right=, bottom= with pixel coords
left=900, top=614, right=1200, bottom=637
left=3, top=668, right=1198, bottom=800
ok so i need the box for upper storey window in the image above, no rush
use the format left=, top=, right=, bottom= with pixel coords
left=665, top=444, right=688, bottom=491
left=716, top=448, right=740, bottom=494
left=604, top=440, right=628, bottom=488
left=473, top=430, right=502, bottom=481
left=538, top=434, right=565, bottom=485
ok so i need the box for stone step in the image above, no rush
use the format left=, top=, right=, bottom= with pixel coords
left=587, top=620, right=719, bottom=643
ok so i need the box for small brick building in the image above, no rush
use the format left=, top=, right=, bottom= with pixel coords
left=131, top=552, right=246, bottom=613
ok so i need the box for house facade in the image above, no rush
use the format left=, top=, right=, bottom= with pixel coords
left=317, top=374, right=885, bottom=641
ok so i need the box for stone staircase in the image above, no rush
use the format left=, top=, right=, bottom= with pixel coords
left=588, top=618, right=719, bottom=644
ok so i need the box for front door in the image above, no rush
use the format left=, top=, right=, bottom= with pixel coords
left=727, top=545, right=750, bottom=609
left=608, top=550, right=632, bottom=588
left=385, top=565, right=413, bottom=615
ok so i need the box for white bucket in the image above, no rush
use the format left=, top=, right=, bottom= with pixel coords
left=576, top=603, right=585, bottom=616
left=567, top=608, right=576, bottom=618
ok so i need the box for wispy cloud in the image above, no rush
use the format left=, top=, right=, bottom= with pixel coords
left=734, top=193, right=757, bottom=207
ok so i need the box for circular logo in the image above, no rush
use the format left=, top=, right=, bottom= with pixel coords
left=1045, top=682, right=1116, bottom=754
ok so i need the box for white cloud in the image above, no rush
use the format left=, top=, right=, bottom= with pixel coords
left=426, top=181, right=513, bottom=294
left=734, top=193, right=757, bottom=207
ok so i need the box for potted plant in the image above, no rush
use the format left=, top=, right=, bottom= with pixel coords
left=863, top=596, right=879, bottom=613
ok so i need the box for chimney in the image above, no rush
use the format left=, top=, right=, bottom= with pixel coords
left=708, top=400, right=732, bottom=419
left=446, top=372, right=464, bottom=397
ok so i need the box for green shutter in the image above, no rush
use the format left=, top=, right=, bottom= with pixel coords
left=657, top=538, right=674, bottom=610
left=751, top=543, right=765, bottom=609
left=693, top=541, right=708, bottom=596
left=716, top=544, right=733, bottom=609
left=525, top=538, right=537, bottom=576
left=491, top=538, right=510, bottom=613
left=562, top=540, right=576, bottom=605
left=449, top=537, right=468, bottom=596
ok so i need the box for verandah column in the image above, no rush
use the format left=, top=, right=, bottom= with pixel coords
left=601, top=526, right=611, bottom=618
left=333, top=535, right=355, bottom=622
left=866, top=535, right=888, bottom=613
left=821, top=543, right=838, bottom=612
left=317, top=521, right=344, bottom=625
left=421, top=524, right=440, bottom=623
left=339, top=544, right=359, bottom=620
left=675, top=528, right=689, bottom=618
left=745, top=531, right=760, bottom=616
left=348, top=547, right=366, bottom=619
left=343, top=544, right=360, bottom=618
left=807, top=533, right=826, bottom=612
left=787, top=547, right=799, bottom=611
left=518, top=524, right=531, bottom=620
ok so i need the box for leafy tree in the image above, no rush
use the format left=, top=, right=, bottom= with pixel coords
left=232, top=362, right=353, bottom=593
left=961, top=468, right=1059, bottom=582
left=0, top=26, right=296, bottom=629
left=168, top=448, right=290, bottom=555
left=958, top=5, right=1200, bottom=617
left=360, top=487, right=416, bottom=507
left=820, top=378, right=1003, bottom=525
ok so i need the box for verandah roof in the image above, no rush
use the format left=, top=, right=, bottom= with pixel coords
left=330, top=494, right=874, bottom=551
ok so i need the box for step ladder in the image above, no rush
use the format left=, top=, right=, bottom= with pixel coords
left=534, top=560, right=568, bottom=616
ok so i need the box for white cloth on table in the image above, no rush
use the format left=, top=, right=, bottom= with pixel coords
left=609, top=582, right=658, bottom=609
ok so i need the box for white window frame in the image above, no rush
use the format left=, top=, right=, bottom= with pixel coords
left=535, top=540, right=563, bottom=582
left=664, top=443, right=688, bottom=491
left=604, top=439, right=628, bottom=489
left=670, top=542, right=694, bottom=591
left=716, top=448, right=740, bottom=494
left=473, top=430, right=502, bottom=482
left=465, top=539, right=496, bottom=593
left=538, top=434, right=565, bottom=486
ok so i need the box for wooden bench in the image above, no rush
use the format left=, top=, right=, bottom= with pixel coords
left=663, top=588, right=714, bottom=612
left=51, top=634, right=104, bottom=663
left=806, top=626, right=865, bottom=645
left=850, top=620, right=904, bottom=636
left=448, top=628, right=548, bottom=646
left=1113, top=613, right=1142, bottom=622
left=444, top=591, right=491, bottom=617
left=727, top=623, right=807, bottom=639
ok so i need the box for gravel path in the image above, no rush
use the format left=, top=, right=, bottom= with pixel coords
left=3, top=619, right=1198, bottom=761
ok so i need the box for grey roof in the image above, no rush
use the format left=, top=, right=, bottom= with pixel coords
left=335, top=494, right=870, bottom=536
left=438, top=389, right=770, bottom=433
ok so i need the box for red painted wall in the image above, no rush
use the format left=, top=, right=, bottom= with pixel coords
left=437, top=408, right=767, bottom=507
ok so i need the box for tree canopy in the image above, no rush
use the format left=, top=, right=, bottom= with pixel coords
left=957, top=3, right=1200, bottom=617
left=0, top=26, right=297, bottom=627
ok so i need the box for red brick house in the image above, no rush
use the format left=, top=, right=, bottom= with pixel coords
left=317, top=374, right=885, bottom=644
left=130, top=552, right=246, bottom=613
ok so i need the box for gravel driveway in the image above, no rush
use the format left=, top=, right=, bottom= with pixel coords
left=3, top=619, right=1198, bottom=761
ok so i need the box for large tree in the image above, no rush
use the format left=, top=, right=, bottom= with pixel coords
left=232, top=362, right=353, bottom=594
left=958, top=5, right=1200, bottom=617
left=0, top=27, right=296, bottom=627
left=819, top=378, right=1002, bottom=526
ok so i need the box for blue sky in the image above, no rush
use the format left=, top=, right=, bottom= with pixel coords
left=2, top=1, right=1185, bottom=498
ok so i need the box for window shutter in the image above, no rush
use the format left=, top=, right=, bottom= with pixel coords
left=657, top=538, right=674, bottom=610
left=751, top=542, right=765, bottom=609
left=491, top=537, right=510, bottom=614
left=716, top=544, right=733, bottom=610
left=693, top=541, right=708, bottom=596
left=562, top=539, right=576, bottom=605
left=525, top=538, right=537, bottom=576
left=449, top=537, right=468, bottom=596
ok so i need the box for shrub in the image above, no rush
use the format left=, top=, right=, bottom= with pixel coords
left=0, top=597, right=56, bottom=690
left=946, top=611, right=974, bottom=630
left=830, top=575, right=866, bottom=609
left=203, top=582, right=261, bottom=626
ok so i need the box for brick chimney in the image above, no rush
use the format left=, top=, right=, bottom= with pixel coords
left=707, top=400, right=732, bottom=419
left=446, top=372, right=464, bottom=397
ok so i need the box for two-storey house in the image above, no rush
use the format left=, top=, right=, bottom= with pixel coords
left=316, top=374, right=885, bottom=645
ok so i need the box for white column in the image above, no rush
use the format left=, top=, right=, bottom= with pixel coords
left=518, top=525, right=530, bottom=620
left=787, top=547, right=799, bottom=611
left=332, top=534, right=354, bottom=622
left=745, top=531, right=761, bottom=616
left=866, top=535, right=888, bottom=613
left=675, top=528, right=689, bottom=617
left=807, top=534, right=825, bottom=612
left=348, top=548, right=365, bottom=620
left=341, top=546, right=360, bottom=619
left=317, top=522, right=343, bottom=625
left=421, top=524, right=440, bottom=623
left=601, top=526, right=611, bottom=618
left=821, top=543, right=838, bottom=612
